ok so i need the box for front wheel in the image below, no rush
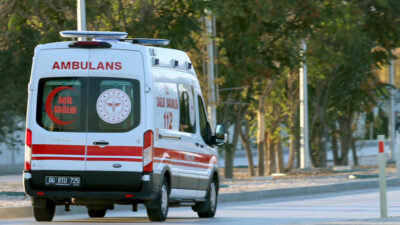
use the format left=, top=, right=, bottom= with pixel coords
left=146, top=177, right=169, bottom=221
left=193, top=178, right=218, bottom=218
left=32, top=198, right=56, bottom=222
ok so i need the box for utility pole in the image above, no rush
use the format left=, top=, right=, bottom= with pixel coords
left=389, top=55, right=395, bottom=162
left=205, top=9, right=217, bottom=129
left=77, top=0, right=86, bottom=40
left=300, top=39, right=311, bottom=169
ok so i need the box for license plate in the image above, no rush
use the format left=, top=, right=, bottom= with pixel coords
left=45, top=176, right=81, bottom=187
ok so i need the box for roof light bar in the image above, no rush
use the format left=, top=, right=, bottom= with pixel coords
left=122, top=38, right=170, bottom=46
left=60, top=30, right=128, bottom=39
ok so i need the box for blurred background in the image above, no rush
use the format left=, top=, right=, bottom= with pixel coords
left=1, top=0, right=400, bottom=178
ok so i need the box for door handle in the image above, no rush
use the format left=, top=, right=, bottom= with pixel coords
left=159, top=134, right=181, bottom=141
left=93, top=141, right=109, bottom=146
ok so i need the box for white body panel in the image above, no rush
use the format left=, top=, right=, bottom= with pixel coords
left=26, top=39, right=219, bottom=201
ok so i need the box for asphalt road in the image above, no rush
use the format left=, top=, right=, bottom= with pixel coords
left=2, top=187, right=400, bottom=225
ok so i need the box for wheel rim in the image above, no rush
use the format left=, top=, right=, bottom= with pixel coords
left=210, top=182, right=217, bottom=211
left=161, top=184, right=168, bottom=215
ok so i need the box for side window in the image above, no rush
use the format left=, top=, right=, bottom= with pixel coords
left=198, top=95, right=212, bottom=145
left=178, top=84, right=195, bottom=133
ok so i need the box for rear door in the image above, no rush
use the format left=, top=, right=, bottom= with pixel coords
left=30, top=49, right=89, bottom=189
left=85, top=49, right=145, bottom=178
left=32, top=49, right=89, bottom=174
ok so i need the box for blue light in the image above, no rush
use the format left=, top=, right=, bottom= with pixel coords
left=60, top=31, right=128, bottom=39
left=124, top=38, right=170, bottom=46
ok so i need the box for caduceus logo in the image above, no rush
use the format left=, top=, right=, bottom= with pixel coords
left=107, top=102, right=121, bottom=112
left=96, top=89, right=131, bottom=124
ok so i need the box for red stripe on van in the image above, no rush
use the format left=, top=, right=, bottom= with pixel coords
left=154, top=147, right=213, bottom=164
left=153, top=159, right=211, bottom=169
left=86, top=157, right=142, bottom=162
left=32, top=145, right=85, bottom=155
left=87, top=146, right=142, bottom=156
left=32, top=156, right=84, bottom=161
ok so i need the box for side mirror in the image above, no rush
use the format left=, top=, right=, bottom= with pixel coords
left=214, top=124, right=226, bottom=146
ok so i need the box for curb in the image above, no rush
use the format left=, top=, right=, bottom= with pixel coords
left=1, top=178, right=399, bottom=219
left=218, top=178, right=400, bottom=203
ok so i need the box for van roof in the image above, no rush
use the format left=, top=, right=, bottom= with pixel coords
left=35, top=40, right=195, bottom=74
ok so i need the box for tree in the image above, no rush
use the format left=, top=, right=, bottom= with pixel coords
left=213, top=0, right=319, bottom=176
left=307, top=0, right=398, bottom=166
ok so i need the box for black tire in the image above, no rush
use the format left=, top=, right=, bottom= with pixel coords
left=88, top=209, right=107, bottom=218
left=146, top=177, right=169, bottom=221
left=33, top=199, right=55, bottom=222
left=194, top=179, right=218, bottom=218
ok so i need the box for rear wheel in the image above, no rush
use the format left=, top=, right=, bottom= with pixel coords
left=33, top=198, right=56, bottom=222
left=88, top=209, right=107, bottom=218
left=146, top=177, right=169, bottom=221
left=193, top=178, right=218, bottom=218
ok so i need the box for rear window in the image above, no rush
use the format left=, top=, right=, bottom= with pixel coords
left=37, top=77, right=140, bottom=132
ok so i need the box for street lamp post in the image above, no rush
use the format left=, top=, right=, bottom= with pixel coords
left=205, top=9, right=217, bottom=129
left=77, top=0, right=86, bottom=40
left=389, top=56, right=395, bottom=162
left=300, top=39, right=311, bottom=169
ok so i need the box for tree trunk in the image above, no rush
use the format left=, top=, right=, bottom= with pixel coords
left=275, top=139, right=284, bottom=173
left=239, top=119, right=255, bottom=176
left=351, top=138, right=358, bottom=166
left=331, top=123, right=340, bottom=165
left=310, top=108, right=328, bottom=168
left=296, top=135, right=301, bottom=168
left=265, top=133, right=270, bottom=175
left=338, top=113, right=353, bottom=165
left=224, top=108, right=242, bottom=178
left=286, top=132, right=297, bottom=172
left=224, top=148, right=235, bottom=178
left=286, top=100, right=299, bottom=172
left=318, top=124, right=328, bottom=167
left=265, top=134, right=275, bottom=175
left=257, top=96, right=266, bottom=176
left=256, top=82, right=275, bottom=176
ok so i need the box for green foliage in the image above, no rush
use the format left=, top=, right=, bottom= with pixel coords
left=0, top=0, right=205, bottom=148
left=1, top=0, right=400, bottom=169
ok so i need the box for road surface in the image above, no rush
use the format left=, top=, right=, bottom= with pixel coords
left=2, top=187, right=400, bottom=225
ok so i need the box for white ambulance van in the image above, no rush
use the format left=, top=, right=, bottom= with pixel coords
left=23, top=31, right=225, bottom=222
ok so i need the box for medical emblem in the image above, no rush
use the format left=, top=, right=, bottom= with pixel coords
left=96, top=89, right=131, bottom=124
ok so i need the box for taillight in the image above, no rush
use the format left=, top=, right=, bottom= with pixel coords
left=24, top=128, right=32, bottom=170
left=143, top=130, right=154, bottom=172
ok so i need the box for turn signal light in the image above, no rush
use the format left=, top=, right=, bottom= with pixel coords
left=24, top=128, right=32, bottom=171
left=143, top=130, right=154, bottom=172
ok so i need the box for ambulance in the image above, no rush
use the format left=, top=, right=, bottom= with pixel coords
left=23, top=31, right=225, bottom=222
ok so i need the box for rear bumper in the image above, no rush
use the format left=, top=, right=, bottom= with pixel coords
left=23, top=171, right=158, bottom=201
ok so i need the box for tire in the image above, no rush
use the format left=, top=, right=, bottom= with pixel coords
left=146, top=177, right=169, bottom=221
left=194, top=179, right=218, bottom=218
left=33, top=199, right=56, bottom=222
left=88, top=209, right=107, bottom=218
